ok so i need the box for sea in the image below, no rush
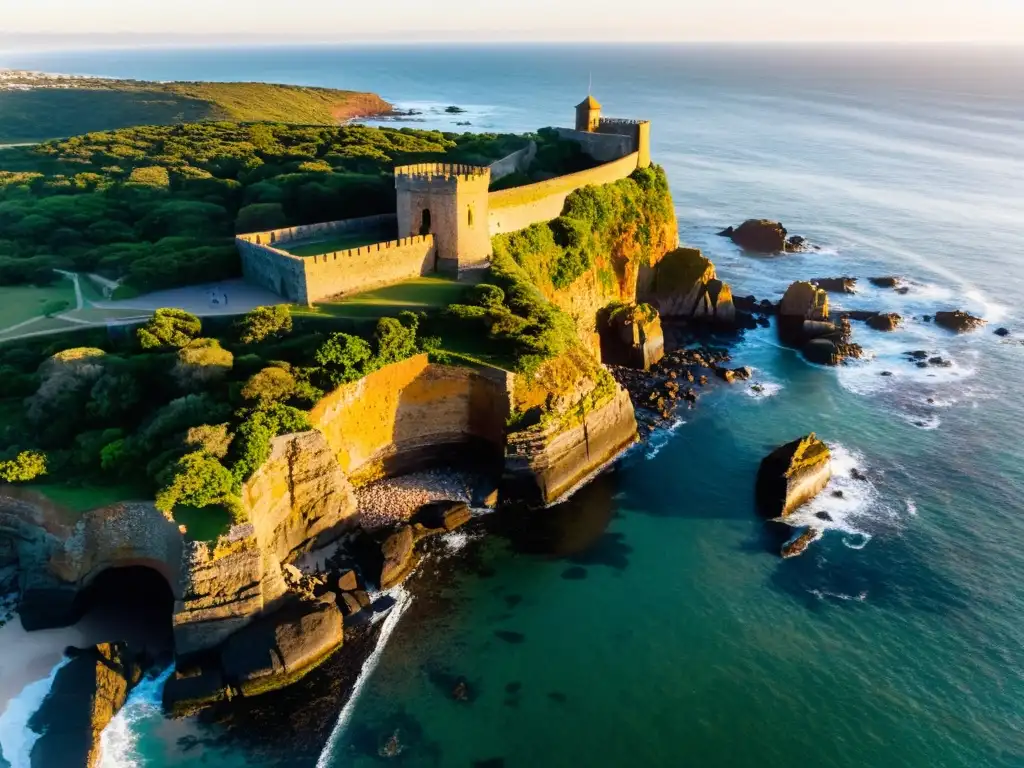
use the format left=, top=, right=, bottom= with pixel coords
left=0, top=43, right=1023, bottom=768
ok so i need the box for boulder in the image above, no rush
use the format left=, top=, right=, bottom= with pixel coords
left=994, top=327, right=1010, bottom=337
left=756, top=434, right=832, bottom=518
left=163, top=664, right=228, bottom=717
left=598, top=303, right=665, bottom=370
left=341, top=591, right=364, bottom=617
left=380, top=525, right=416, bottom=589
left=337, top=569, right=358, bottom=592
left=780, top=281, right=829, bottom=321
left=866, top=312, right=902, bottom=332
left=868, top=276, right=901, bottom=288
left=221, top=599, right=343, bottom=697
left=781, top=528, right=823, bottom=558
left=935, top=310, right=986, bottom=333
left=719, top=219, right=789, bottom=253
left=443, top=503, right=472, bottom=531
left=645, top=248, right=736, bottom=326
left=802, top=338, right=841, bottom=366
left=29, top=642, right=142, bottom=768
left=811, top=277, right=857, bottom=294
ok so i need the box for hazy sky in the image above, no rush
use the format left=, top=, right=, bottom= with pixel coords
left=4, top=0, right=1023, bottom=42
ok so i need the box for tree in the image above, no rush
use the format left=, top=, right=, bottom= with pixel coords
left=127, top=166, right=171, bottom=188
left=314, top=332, right=374, bottom=387
left=375, top=316, right=417, bottom=364
left=41, top=299, right=71, bottom=318
left=235, top=203, right=287, bottom=234
left=0, top=450, right=47, bottom=482
left=137, top=308, right=202, bottom=349
left=238, top=305, right=292, bottom=345
left=241, top=366, right=296, bottom=404
left=155, top=450, right=238, bottom=516
left=184, top=423, right=233, bottom=459
left=173, top=338, right=234, bottom=391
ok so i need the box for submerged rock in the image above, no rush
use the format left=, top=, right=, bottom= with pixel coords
left=868, top=276, right=902, bottom=289
left=935, top=310, right=986, bottom=333
left=994, top=327, right=1010, bottom=337
left=781, top=527, right=823, bottom=558
left=756, top=434, right=832, bottom=518
left=811, top=277, right=857, bottom=294
left=866, top=312, right=902, bottom=332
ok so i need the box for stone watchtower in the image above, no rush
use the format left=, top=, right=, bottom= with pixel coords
left=575, top=94, right=602, bottom=132
left=394, top=163, right=492, bottom=274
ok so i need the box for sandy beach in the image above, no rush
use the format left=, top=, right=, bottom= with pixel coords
left=355, top=469, right=485, bottom=531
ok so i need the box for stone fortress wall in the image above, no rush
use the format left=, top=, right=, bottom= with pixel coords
left=235, top=96, right=652, bottom=304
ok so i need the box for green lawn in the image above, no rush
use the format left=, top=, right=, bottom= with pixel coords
left=174, top=504, right=234, bottom=543
left=31, top=482, right=151, bottom=514
left=295, top=277, right=472, bottom=319
left=0, top=278, right=77, bottom=330
left=285, top=229, right=395, bottom=257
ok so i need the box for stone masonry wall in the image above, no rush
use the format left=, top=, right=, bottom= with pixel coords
left=488, top=142, right=538, bottom=181
left=487, top=151, right=641, bottom=236
left=236, top=238, right=308, bottom=304
left=304, top=235, right=436, bottom=302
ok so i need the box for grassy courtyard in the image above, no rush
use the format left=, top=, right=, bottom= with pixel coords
left=295, top=276, right=472, bottom=319
left=284, top=229, right=396, bottom=258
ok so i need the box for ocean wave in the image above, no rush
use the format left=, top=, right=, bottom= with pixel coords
left=808, top=588, right=869, bottom=603
left=97, top=665, right=174, bottom=768
left=316, top=586, right=413, bottom=768
left=744, top=380, right=783, bottom=399
left=0, top=657, right=69, bottom=768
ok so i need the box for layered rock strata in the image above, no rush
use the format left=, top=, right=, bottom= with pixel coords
left=756, top=434, right=832, bottom=519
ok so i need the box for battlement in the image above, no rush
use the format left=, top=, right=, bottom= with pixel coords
left=394, top=163, right=490, bottom=182
left=599, top=117, right=649, bottom=127
left=309, top=234, right=434, bottom=264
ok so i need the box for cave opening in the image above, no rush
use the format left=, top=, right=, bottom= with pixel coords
left=74, top=565, right=176, bottom=656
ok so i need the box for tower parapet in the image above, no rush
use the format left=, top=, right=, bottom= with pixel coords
left=395, top=163, right=492, bottom=273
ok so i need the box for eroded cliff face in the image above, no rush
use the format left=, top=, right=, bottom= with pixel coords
left=642, top=247, right=736, bottom=324
left=174, top=429, right=357, bottom=656
left=309, top=354, right=511, bottom=484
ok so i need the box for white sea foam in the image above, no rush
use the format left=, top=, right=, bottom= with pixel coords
left=781, top=443, right=907, bottom=547
left=97, top=665, right=174, bottom=768
left=644, top=419, right=685, bottom=460
left=809, top=588, right=869, bottom=603
left=0, top=657, right=69, bottom=768
left=316, top=586, right=413, bottom=768
left=744, top=380, right=782, bottom=399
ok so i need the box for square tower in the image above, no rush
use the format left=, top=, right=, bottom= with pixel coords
left=575, top=95, right=601, bottom=132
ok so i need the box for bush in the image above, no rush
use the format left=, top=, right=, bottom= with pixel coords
left=314, top=332, right=375, bottom=388
left=228, top=403, right=311, bottom=484
left=241, top=366, right=296, bottom=404
left=374, top=316, right=417, bottom=365
left=0, top=450, right=47, bottom=482
left=155, top=450, right=238, bottom=516
left=238, top=305, right=292, bottom=344
left=184, top=423, right=233, bottom=458
left=138, top=308, right=202, bottom=349
left=173, top=338, right=234, bottom=391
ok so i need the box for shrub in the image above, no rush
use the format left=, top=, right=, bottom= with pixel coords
left=137, top=308, right=202, bottom=350
left=374, top=316, right=417, bottom=365
left=173, top=338, right=234, bottom=391
left=229, top=403, right=311, bottom=484
left=155, top=450, right=237, bottom=516
left=241, top=366, right=296, bottom=404
left=314, top=332, right=375, bottom=388
left=0, top=450, right=47, bottom=482
left=238, top=305, right=292, bottom=345
left=128, top=166, right=171, bottom=188
left=184, top=423, right=233, bottom=458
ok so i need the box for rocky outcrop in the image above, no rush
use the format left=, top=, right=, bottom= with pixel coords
left=935, top=310, right=986, bottom=333
left=812, top=277, right=857, bottom=294
left=718, top=220, right=795, bottom=253
left=174, top=429, right=357, bottom=656
left=598, top=303, right=665, bottom=371
left=505, top=386, right=637, bottom=506
left=778, top=281, right=829, bottom=346
left=644, top=247, right=736, bottom=325
left=29, top=642, right=142, bottom=768
left=166, top=597, right=343, bottom=713
left=756, top=434, right=832, bottom=518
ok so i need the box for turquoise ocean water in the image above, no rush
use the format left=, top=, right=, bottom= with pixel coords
left=2, top=44, right=1023, bottom=768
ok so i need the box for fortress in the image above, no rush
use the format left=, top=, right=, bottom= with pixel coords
left=235, top=96, right=652, bottom=304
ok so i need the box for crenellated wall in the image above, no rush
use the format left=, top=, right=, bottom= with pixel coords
left=487, top=151, right=641, bottom=236
left=309, top=354, right=513, bottom=484
left=304, top=235, right=435, bottom=302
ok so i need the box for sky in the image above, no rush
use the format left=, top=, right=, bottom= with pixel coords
left=2, top=0, right=1023, bottom=43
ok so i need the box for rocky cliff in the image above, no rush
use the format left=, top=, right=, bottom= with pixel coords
left=643, top=247, right=736, bottom=325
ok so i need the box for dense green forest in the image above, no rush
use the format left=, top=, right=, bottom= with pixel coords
left=0, top=122, right=528, bottom=293
left=0, top=75, right=392, bottom=143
